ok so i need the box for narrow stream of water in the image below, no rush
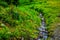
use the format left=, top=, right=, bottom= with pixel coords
left=37, top=13, right=48, bottom=40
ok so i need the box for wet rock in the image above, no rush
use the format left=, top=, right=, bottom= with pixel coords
left=53, top=27, right=60, bottom=40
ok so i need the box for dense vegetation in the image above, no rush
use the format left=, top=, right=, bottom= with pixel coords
left=0, top=0, right=60, bottom=40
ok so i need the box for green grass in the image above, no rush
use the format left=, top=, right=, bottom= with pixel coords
left=0, top=0, right=60, bottom=40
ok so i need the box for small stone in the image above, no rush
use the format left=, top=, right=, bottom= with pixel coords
left=1, top=24, right=5, bottom=26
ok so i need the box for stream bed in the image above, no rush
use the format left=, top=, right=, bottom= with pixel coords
left=37, top=13, right=48, bottom=40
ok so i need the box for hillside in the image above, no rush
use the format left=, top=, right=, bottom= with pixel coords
left=0, top=0, right=60, bottom=40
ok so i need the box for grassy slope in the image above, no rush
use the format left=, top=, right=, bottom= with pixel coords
left=0, top=0, right=60, bottom=39
left=0, top=6, right=41, bottom=39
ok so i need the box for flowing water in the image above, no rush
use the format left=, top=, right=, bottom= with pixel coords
left=37, top=13, right=48, bottom=40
